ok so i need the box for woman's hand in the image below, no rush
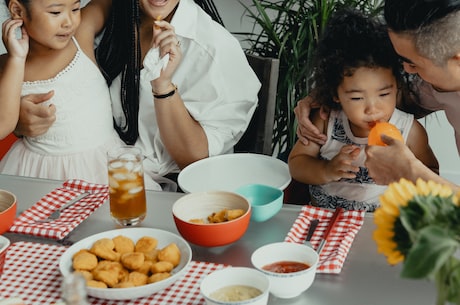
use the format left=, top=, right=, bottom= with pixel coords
left=2, top=19, right=28, bottom=59
left=294, top=95, right=328, bottom=145
left=15, top=92, right=56, bottom=137
left=151, top=20, right=182, bottom=93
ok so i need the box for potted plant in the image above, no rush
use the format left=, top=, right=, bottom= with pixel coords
left=235, top=0, right=383, bottom=158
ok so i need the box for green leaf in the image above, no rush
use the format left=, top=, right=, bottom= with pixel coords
left=401, top=226, right=458, bottom=279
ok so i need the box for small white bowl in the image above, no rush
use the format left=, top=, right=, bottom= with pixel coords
left=200, top=267, right=270, bottom=305
left=251, top=242, right=319, bottom=299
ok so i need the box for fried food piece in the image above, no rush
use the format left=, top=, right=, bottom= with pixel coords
left=151, top=261, right=174, bottom=274
left=135, top=236, right=158, bottom=253
left=136, top=261, right=154, bottom=275
left=72, top=250, right=98, bottom=271
left=91, top=238, right=120, bottom=261
left=92, top=269, right=119, bottom=287
left=113, top=235, right=135, bottom=254
left=74, top=270, right=93, bottom=282
left=87, top=280, right=108, bottom=288
left=121, top=252, right=145, bottom=270
left=148, top=272, right=171, bottom=284
left=189, top=218, right=205, bottom=224
left=143, top=249, right=160, bottom=262
left=226, top=209, right=245, bottom=221
left=208, top=209, right=227, bottom=223
left=127, top=271, right=148, bottom=286
left=114, top=281, right=136, bottom=288
left=118, top=267, right=130, bottom=282
left=157, top=243, right=181, bottom=267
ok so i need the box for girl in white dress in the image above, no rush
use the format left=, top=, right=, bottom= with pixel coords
left=0, top=0, right=160, bottom=189
left=288, top=9, right=439, bottom=211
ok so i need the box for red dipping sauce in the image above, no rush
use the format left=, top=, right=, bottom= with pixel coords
left=262, top=261, right=310, bottom=273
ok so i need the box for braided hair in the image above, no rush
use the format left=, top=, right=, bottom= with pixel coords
left=96, top=0, right=224, bottom=145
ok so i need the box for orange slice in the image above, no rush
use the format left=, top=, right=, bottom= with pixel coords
left=368, top=122, right=403, bottom=146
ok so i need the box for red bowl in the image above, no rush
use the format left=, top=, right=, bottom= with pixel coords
left=0, top=235, right=11, bottom=279
left=172, top=191, right=251, bottom=247
left=0, top=190, right=16, bottom=235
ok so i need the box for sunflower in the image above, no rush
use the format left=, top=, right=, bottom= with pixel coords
left=373, top=178, right=460, bottom=305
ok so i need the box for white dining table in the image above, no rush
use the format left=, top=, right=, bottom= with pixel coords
left=0, top=174, right=436, bottom=304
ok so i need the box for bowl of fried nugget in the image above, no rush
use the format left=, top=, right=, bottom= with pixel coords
left=172, top=191, right=251, bottom=247
left=59, top=227, right=192, bottom=300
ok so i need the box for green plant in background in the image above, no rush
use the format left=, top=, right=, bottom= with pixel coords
left=236, top=0, right=383, bottom=159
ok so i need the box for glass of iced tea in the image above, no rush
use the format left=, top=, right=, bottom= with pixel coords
left=107, top=146, right=147, bottom=226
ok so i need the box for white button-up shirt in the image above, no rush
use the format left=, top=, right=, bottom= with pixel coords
left=110, top=0, right=261, bottom=177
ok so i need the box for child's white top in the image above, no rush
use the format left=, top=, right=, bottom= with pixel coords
left=0, top=37, right=140, bottom=187
left=310, top=109, right=414, bottom=211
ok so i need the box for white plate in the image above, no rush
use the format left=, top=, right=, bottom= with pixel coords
left=59, top=227, right=192, bottom=300
left=178, top=153, right=291, bottom=193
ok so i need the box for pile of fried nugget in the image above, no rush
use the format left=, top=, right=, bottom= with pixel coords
left=72, top=235, right=181, bottom=289
left=189, top=208, right=245, bottom=224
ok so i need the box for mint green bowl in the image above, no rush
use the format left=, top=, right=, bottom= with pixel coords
left=235, top=184, right=283, bottom=222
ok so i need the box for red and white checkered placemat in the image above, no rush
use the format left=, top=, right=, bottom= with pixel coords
left=0, top=241, right=227, bottom=305
left=285, top=205, right=365, bottom=274
left=8, top=179, right=109, bottom=240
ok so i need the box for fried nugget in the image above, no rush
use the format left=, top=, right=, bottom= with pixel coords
left=143, top=249, right=160, bottom=262
left=226, top=209, right=245, bottom=221
left=121, top=252, right=145, bottom=270
left=189, top=218, right=205, bottom=224
left=92, top=269, right=119, bottom=287
left=136, top=260, right=154, bottom=275
left=135, top=236, right=158, bottom=253
left=208, top=209, right=227, bottom=223
left=113, top=235, right=135, bottom=254
left=114, top=281, right=136, bottom=288
left=127, top=271, right=148, bottom=286
left=91, top=238, right=120, bottom=261
left=150, top=261, right=174, bottom=274
left=148, top=272, right=171, bottom=284
left=74, top=270, right=93, bottom=282
left=87, top=280, right=108, bottom=288
left=157, top=243, right=181, bottom=267
left=72, top=250, right=98, bottom=271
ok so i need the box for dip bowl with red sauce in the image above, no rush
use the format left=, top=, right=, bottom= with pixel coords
left=251, top=242, right=319, bottom=299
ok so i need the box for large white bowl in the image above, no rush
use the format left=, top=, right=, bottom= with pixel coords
left=59, top=227, right=192, bottom=300
left=178, top=153, right=291, bottom=193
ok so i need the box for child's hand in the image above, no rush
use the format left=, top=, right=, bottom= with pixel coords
left=2, top=18, right=28, bottom=59
left=325, top=144, right=360, bottom=181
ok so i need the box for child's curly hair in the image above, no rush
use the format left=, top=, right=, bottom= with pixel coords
left=311, top=8, right=428, bottom=118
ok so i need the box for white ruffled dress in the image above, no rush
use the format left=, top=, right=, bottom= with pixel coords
left=0, top=37, right=125, bottom=186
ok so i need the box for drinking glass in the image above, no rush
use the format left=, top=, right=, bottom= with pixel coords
left=107, top=146, right=147, bottom=226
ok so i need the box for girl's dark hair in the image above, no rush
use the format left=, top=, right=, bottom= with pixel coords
left=311, top=8, right=427, bottom=117
left=96, top=0, right=224, bottom=145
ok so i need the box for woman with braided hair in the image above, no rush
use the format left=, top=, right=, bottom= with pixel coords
left=14, top=0, right=260, bottom=190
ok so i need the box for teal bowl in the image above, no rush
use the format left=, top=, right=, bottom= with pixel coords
left=235, top=184, right=283, bottom=222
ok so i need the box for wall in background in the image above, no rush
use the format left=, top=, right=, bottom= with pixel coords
left=0, top=0, right=458, bottom=182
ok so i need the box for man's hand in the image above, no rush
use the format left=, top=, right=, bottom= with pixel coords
left=15, top=91, right=56, bottom=137
left=365, top=135, right=414, bottom=185
left=294, top=95, right=328, bottom=145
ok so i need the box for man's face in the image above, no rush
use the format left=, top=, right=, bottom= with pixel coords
left=388, top=30, right=460, bottom=92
